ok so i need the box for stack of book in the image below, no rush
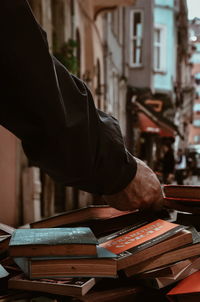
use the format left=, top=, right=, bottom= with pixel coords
left=1, top=199, right=200, bottom=301
left=163, top=184, right=200, bottom=214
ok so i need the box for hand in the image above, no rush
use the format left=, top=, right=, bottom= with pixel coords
left=103, top=158, right=164, bottom=211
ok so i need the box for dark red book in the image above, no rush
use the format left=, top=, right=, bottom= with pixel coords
left=163, top=185, right=200, bottom=200
left=167, top=270, right=200, bottom=302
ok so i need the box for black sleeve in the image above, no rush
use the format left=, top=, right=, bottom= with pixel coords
left=0, top=0, right=137, bottom=195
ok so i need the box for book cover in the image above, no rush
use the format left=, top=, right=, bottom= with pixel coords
left=0, top=235, right=11, bottom=254
left=30, top=205, right=134, bottom=229
left=0, top=264, right=9, bottom=291
left=98, top=219, right=191, bottom=270
left=72, top=284, right=143, bottom=302
left=124, top=227, right=200, bottom=277
left=176, top=212, right=200, bottom=231
left=168, top=270, right=200, bottom=294
left=139, top=256, right=200, bottom=289
left=8, top=273, right=96, bottom=296
left=9, top=227, right=98, bottom=257
left=116, top=229, right=192, bottom=270
left=99, top=219, right=184, bottom=255
left=163, top=185, right=200, bottom=199
left=164, top=196, right=200, bottom=206
left=14, top=246, right=117, bottom=279
left=139, top=258, right=197, bottom=279
left=0, top=223, right=15, bottom=236
left=29, top=205, right=171, bottom=238
left=0, top=264, right=9, bottom=279
left=164, top=197, right=200, bottom=215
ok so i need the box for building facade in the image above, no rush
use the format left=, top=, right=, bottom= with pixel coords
left=124, top=0, right=193, bottom=172
left=188, top=18, right=200, bottom=151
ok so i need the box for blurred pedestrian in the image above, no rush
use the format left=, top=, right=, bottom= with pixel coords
left=161, top=143, right=175, bottom=184
left=175, top=149, right=187, bottom=185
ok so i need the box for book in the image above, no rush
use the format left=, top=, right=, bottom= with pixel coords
left=176, top=212, right=200, bottom=231
left=0, top=264, right=9, bottom=279
left=9, top=227, right=98, bottom=257
left=163, top=185, right=200, bottom=200
left=164, top=197, right=200, bottom=207
left=167, top=270, right=200, bottom=302
left=0, top=223, right=15, bottom=236
left=138, top=258, right=198, bottom=279
left=0, top=290, right=38, bottom=302
left=8, top=273, right=96, bottom=297
left=13, top=246, right=117, bottom=278
left=30, top=205, right=134, bottom=229
left=123, top=227, right=200, bottom=277
left=0, top=256, right=15, bottom=267
left=117, top=229, right=191, bottom=271
left=87, top=208, right=172, bottom=237
left=29, top=205, right=172, bottom=237
left=72, top=284, right=143, bottom=302
left=0, top=235, right=11, bottom=254
left=0, top=264, right=9, bottom=290
left=138, top=256, right=200, bottom=289
left=164, top=197, right=200, bottom=215
left=99, top=219, right=190, bottom=270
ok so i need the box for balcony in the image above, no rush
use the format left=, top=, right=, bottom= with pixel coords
left=93, top=0, right=135, bottom=19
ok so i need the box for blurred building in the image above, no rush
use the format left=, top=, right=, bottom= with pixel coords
left=188, top=18, right=200, bottom=153
left=187, top=17, right=200, bottom=173
left=124, top=0, right=194, bottom=170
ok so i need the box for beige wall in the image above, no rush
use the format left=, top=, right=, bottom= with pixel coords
left=0, top=127, right=19, bottom=226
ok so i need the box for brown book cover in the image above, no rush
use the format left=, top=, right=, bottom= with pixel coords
left=0, top=235, right=11, bottom=255
left=164, top=197, right=200, bottom=214
left=72, top=285, right=143, bottom=302
left=139, top=256, right=200, bottom=289
left=8, top=273, right=96, bottom=297
left=163, top=185, right=200, bottom=200
left=99, top=219, right=190, bottom=270
left=0, top=223, right=15, bottom=236
left=30, top=205, right=134, bottom=229
left=124, top=227, right=200, bottom=277
left=138, top=258, right=197, bottom=279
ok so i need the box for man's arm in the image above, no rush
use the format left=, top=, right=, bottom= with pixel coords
left=0, top=0, right=163, bottom=209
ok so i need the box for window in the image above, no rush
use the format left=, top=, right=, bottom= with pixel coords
left=130, top=10, right=143, bottom=67
left=194, top=135, right=200, bottom=143
left=193, top=119, right=200, bottom=127
left=193, top=103, right=200, bottom=112
left=154, top=25, right=166, bottom=72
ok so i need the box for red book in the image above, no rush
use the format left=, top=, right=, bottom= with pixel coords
left=99, top=219, right=183, bottom=255
left=163, top=185, right=200, bottom=199
left=167, top=270, right=200, bottom=302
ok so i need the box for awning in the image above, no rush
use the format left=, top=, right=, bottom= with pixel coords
left=138, top=112, right=175, bottom=137
left=132, top=98, right=183, bottom=138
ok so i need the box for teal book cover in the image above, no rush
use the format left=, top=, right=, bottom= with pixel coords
left=9, top=227, right=98, bottom=246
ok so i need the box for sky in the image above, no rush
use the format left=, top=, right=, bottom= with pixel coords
left=187, top=0, right=200, bottom=19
